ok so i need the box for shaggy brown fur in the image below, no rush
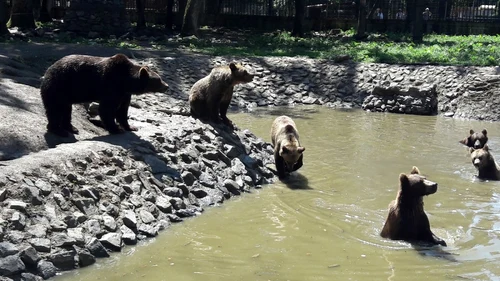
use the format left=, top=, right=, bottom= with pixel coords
left=470, top=144, right=500, bottom=180
left=40, top=54, right=169, bottom=137
left=188, top=62, right=254, bottom=129
left=459, top=129, right=488, bottom=149
left=270, top=116, right=305, bottom=179
left=380, top=166, right=446, bottom=246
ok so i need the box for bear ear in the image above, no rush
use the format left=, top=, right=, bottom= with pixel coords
left=410, top=166, right=420, bottom=174
left=483, top=144, right=489, bottom=151
left=399, top=173, right=409, bottom=186
left=139, top=67, right=149, bottom=81
left=297, top=147, right=305, bottom=153
left=281, top=146, right=289, bottom=154
left=469, top=129, right=475, bottom=135
left=482, top=129, right=487, bottom=136
left=469, top=147, right=475, bottom=153
left=229, top=62, right=238, bottom=72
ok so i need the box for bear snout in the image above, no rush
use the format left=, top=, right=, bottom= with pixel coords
left=473, top=158, right=481, bottom=166
left=474, top=139, right=482, bottom=149
left=424, top=179, right=438, bottom=194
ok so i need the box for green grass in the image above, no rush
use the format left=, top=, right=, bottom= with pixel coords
left=179, top=30, right=500, bottom=66
left=3, top=25, right=500, bottom=66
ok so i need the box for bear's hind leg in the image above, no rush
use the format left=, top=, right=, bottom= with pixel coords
left=98, top=99, right=122, bottom=134
left=61, top=104, right=79, bottom=134
left=45, top=101, right=69, bottom=137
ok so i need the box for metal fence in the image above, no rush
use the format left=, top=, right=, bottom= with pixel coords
left=5, top=0, right=499, bottom=23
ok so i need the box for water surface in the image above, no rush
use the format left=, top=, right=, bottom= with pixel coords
left=55, top=106, right=500, bottom=281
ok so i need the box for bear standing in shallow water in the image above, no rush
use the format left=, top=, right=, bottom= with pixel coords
left=40, top=54, right=169, bottom=137
left=459, top=129, right=488, bottom=149
left=188, top=62, right=254, bottom=129
left=380, top=166, right=446, bottom=246
left=469, top=144, right=500, bottom=180
left=270, top=116, right=305, bottom=179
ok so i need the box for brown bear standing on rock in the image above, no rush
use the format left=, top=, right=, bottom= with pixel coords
left=380, top=166, right=447, bottom=246
left=469, top=144, right=500, bottom=180
left=40, top=54, right=169, bottom=137
left=188, top=62, right=254, bottom=129
left=459, top=129, right=488, bottom=149
left=271, top=116, right=305, bottom=179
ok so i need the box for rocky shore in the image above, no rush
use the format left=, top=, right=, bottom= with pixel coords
left=1, top=44, right=500, bottom=280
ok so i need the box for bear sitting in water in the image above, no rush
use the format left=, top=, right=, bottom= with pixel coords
left=188, top=62, right=254, bottom=129
left=459, top=129, right=488, bottom=149
left=469, top=144, right=500, bottom=180
left=40, top=54, right=169, bottom=137
left=380, top=166, right=446, bottom=246
left=270, top=115, right=305, bottom=179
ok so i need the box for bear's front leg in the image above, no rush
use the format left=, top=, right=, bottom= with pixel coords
left=99, top=99, right=123, bottom=134
left=432, top=232, right=447, bottom=247
left=116, top=94, right=137, bottom=131
left=219, top=100, right=234, bottom=129
left=292, top=154, right=304, bottom=172
left=274, top=154, right=287, bottom=179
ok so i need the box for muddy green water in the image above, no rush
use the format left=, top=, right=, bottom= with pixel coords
left=55, top=106, right=500, bottom=281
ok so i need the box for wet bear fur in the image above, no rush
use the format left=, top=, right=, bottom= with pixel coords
left=270, top=116, right=305, bottom=179
left=188, top=62, right=254, bottom=129
left=459, top=129, right=488, bottom=149
left=40, top=53, right=169, bottom=137
left=469, top=144, right=500, bottom=180
left=380, top=166, right=446, bottom=246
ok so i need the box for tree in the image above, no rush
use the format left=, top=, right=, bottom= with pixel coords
left=0, top=0, right=8, bottom=35
left=356, top=0, right=367, bottom=38
left=181, top=0, right=203, bottom=37
left=292, top=0, right=305, bottom=37
left=7, top=0, right=36, bottom=29
left=136, top=0, right=146, bottom=29
left=412, top=0, right=424, bottom=42
left=165, top=0, right=174, bottom=33
left=38, top=0, right=53, bottom=23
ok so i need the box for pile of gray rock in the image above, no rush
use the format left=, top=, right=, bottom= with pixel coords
left=0, top=109, right=275, bottom=280
left=361, top=83, right=438, bottom=115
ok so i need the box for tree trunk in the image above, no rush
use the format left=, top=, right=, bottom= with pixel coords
left=136, top=0, right=146, bottom=29
left=165, top=0, right=174, bottom=33
left=0, top=0, right=9, bottom=35
left=7, top=0, right=36, bottom=29
left=292, top=0, right=305, bottom=37
left=38, top=0, right=52, bottom=22
left=412, top=0, right=423, bottom=42
left=356, top=0, right=366, bottom=38
left=181, top=0, right=202, bottom=37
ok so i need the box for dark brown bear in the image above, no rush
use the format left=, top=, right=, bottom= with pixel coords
left=270, top=115, right=305, bottom=179
left=40, top=54, right=169, bottom=137
left=380, top=166, right=446, bottom=246
left=459, top=129, right=488, bottom=149
left=469, top=144, right=500, bottom=180
left=188, top=62, right=254, bottom=128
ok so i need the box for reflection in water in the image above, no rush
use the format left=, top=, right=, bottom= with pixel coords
left=55, top=106, right=500, bottom=281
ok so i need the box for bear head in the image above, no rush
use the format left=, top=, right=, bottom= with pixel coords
left=470, top=144, right=495, bottom=170
left=460, top=129, right=488, bottom=149
left=139, top=66, right=169, bottom=93
left=399, top=166, right=437, bottom=197
left=280, top=142, right=305, bottom=172
left=229, top=62, right=254, bottom=85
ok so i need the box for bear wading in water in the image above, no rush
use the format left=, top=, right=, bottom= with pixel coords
left=271, top=115, right=305, bottom=179
left=380, top=166, right=446, bottom=246
left=459, top=129, right=488, bottom=149
left=188, top=62, right=254, bottom=129
left=40, top=54, right=169, bottom=137
left=469, top=144, right=500, bottom=180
